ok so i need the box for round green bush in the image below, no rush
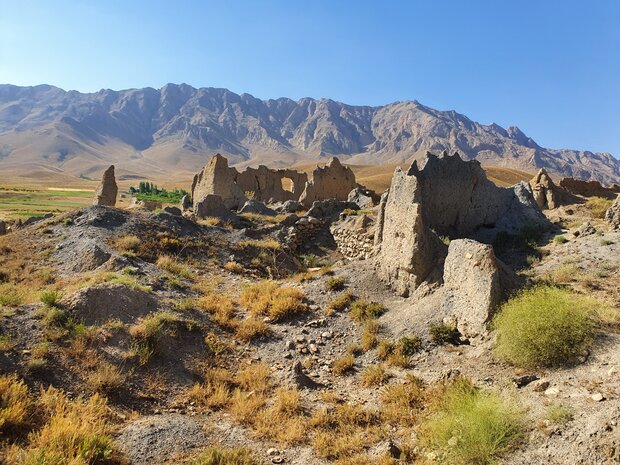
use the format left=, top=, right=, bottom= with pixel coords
left=493, top=285, right=596, bottom=367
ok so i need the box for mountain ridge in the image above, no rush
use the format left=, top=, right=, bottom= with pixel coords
left=0, top=83, right=618, bottom=185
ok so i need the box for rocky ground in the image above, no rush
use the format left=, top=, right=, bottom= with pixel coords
left=0, top=197, right=619, bottom=465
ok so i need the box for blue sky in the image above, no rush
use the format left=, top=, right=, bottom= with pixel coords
left=0, top=0, right=618, bottom=156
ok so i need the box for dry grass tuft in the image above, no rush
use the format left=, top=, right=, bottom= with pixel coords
left=235, top=317, right=271, bottom=341
left=114, top=235, right=140, bottom=253
left=332, top=354, right=356, bottom=376
left=156, top=255, right=194, bottom=279
left=239, top=281, right=307, bottom=321
left=197, top=293, right=236, bottom=327
left=0, top=374, right=32, bottom=433
left=360, top=364, right=389, bottom=386
left=326, top=290, right=356, bottom=315
left=4, top=385, right=117, bottom=465
left=224, top=261, right=244, bottom=274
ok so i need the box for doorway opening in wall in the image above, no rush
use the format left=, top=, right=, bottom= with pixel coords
left=281, top=177, right=294, bottom=193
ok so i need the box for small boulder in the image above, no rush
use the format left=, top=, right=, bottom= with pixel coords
left=194, top=194, right=230, bottom=219
left=443, top=239, right=519, bottom=338
left=93, top=165, right=118, bottom=207
left=306, top=199, right=358, bottom=220
left=130, top=199, right=162, bottom=211
left=163, top=206, right=182, bottom=216
left=275, top=200, right=304, bottom=213
left=238, top=200, right=277, bottom=216
left=347, top=187, right=378, bottom=209
left=180, top=194, right=192, bottom=211
left=573, top=221, right=596, bottom=237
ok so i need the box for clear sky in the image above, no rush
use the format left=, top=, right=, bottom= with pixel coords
left=0, top=0, right=618, bottom=156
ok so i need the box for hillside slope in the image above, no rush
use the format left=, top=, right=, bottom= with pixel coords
left=0, top=83, right=617, bottom=184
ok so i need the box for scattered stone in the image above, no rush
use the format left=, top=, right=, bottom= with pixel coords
left=532, top=379, right=551, bottom=392
left=93, top=165, right=118, bottom=207
left=591, top=392, right=605, bottom=402
left=347, top=186, right=379, bottom=209
left=180, top=194, right=192, bottom=211
left=573, top=221, right=597, bottom=237
left=291, top=361, right=324, bottom=389
left=266, top=448, right=280, bottom=456
left=513, top=374, right=539, bottom=388
left=544, top=387, right=560, bottom=397
left=238, top=199, right=277, bottom=216
left=163, top=206, right=182, bottom=216
left=276, top=200, right=303, bottom=213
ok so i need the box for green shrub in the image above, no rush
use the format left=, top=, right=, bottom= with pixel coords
left=493, top=285, right=596, bottom=367
left=40, top=289, right=62, bottom=307
left=399, top=335, right=422, bottom=355
left=585, top=197, right=613, bottom=219
left=0, top=284, right=25, bottom=307
left=545, top=404, right=573, bottom=426
left=325, top=276, right=346, bottom=292
left=349, top=300, right=386, bottom=323
left=554, top=235, right=568, bottom=244
left=429, top=322, right=460, bottom=345
left=420, top=378, right=523, bottom=465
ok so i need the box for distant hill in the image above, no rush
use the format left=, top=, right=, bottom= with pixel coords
left=0, top=83, right=618, bottom=185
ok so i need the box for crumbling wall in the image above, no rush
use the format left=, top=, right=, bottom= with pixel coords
left=559, top=177, right=620, bottom=199
left=330, top=214, right=376, bottom=260
left=299, top=158, right=357, bottom=207
left=234, top=166, right=308, bottom=202
left=192, top=154, right=246, bottom=210
left=375, top=151, right=549, bottom=296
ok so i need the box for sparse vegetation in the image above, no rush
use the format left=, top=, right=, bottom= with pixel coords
left=0, top=284, right=25, bottom=307
left=360, top=364, right=389, bottom=386
left=493, top=285, right=596, bottom=367
left=156, top=255, right=194, bottom=279
left=224, top=261, right=244, bottom=273
left=325, top=276, right=346, bottom=291
left=420, top=378, right=523, bottom=465
left=189, top=446, right=259, bottom=465
left=545, top=404, right=574, bottom=426
left=239, top=281, right=306, bottom=321
left=429, top=321, right=460, bottom=345
left=3, top=383, right=117, bottom=465
left=40, top=289, right=62, bottom=307
left=115, top=234, right=141, bottom=253
left=129, top=182, right=189, bottom=203
left=0, top=374, right=31, bottom=433
left=332, top=354, right=356, bottom=375
left=326, top=290, right=356, bottom=315
left=585, top=196, right=613, bottom=219
left=554, top=235, right=568, bottom=244
left=349, top=299, right=385, bottom=323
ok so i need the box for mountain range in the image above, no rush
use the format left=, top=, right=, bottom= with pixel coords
left=0, top=83, right=618, bottom=185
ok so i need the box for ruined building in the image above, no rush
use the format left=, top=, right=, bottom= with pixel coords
left=191, top=153, right=361, bottom=217
left=374, top=151, right=548, bottom=297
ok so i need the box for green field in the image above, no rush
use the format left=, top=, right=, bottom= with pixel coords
left=0, top=188, right=94, bottom=220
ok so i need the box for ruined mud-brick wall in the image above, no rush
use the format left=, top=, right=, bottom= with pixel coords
left=279, top=216, right=323, bottom=250
left=375, top=151, right=548, bottom=296
left=234, top=166, right=308, bottom=203
left=558, top=177, right=620, bottom=199
left=299, top=157, right=357, bottom=207
left=330, top=214, right=376, bottom=260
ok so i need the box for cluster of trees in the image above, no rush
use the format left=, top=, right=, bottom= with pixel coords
left=129, top=182, right=189, bottom=203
